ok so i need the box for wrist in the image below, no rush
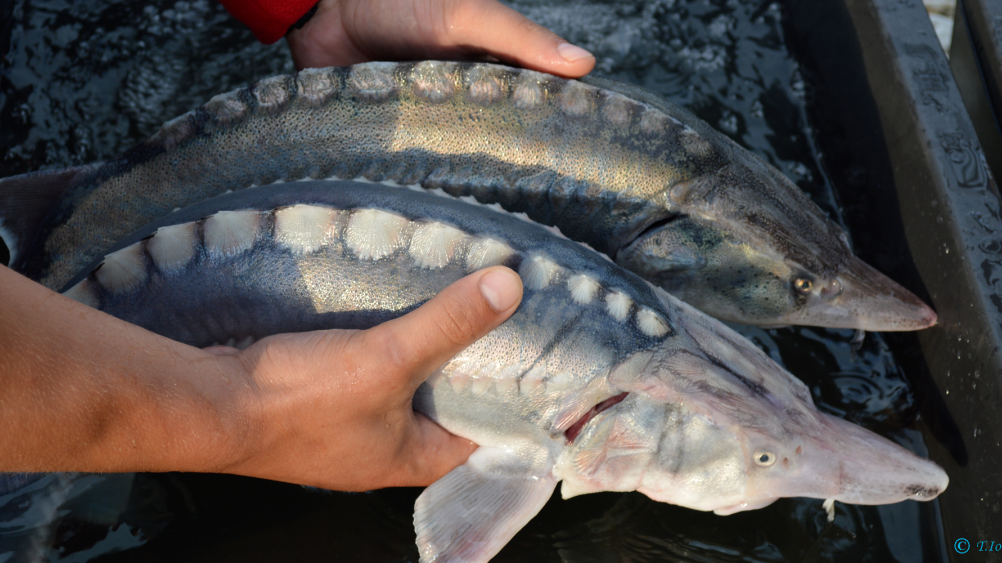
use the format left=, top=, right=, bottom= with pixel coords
left=186, top=351, right=265, bottom=476
left=202, top=338, right=315, bottom=483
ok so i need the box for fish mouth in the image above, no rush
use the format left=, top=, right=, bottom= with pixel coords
left=712, top=498, right=779, bottom=515
left=795, top=256, right=937, bottom=331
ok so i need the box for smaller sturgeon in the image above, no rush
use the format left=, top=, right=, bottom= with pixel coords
left=1, top=61, right=934, bottom=331
left=61, top=181, right=946, bottom=563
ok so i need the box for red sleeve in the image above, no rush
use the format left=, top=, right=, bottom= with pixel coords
left=218, top=0, right=319, bottom=44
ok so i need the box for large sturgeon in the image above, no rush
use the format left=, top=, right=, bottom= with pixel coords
left=61, top=181, right=947, bottom=563
left=1, top=61, right=934, bottom=331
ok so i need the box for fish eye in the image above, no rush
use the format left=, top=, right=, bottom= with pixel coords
left=754, top=451, right=776, bottom=466
left=793, top=278, right=813, bottom=294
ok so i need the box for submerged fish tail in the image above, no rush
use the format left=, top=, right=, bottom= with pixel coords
left=0, top=166, right=93, bottom=270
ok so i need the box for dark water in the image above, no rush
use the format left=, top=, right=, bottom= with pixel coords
left=0, top=0, right=946, bottom=561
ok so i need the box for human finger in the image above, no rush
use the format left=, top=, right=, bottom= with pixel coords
left=362, top=266, right=522, bottom=388
left=446, top=0, right=595, bottom=77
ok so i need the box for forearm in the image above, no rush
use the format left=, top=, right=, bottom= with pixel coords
left=0, top=266, right=247, bottom=473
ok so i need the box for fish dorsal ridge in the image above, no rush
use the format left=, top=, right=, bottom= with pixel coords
left=63, top=203, right=672, bottom=342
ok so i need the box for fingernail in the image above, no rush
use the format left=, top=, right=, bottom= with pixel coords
left=558, top=42, right=593, bottom=63
left=479, top=268, right=522, bottom=312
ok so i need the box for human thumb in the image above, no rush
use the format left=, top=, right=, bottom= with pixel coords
left=364, top=266, right=523, bottom=387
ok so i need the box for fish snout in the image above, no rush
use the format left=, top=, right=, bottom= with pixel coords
left=817, top=415, right=948, bottom=505
left=829, top=257, right=937, bottom=331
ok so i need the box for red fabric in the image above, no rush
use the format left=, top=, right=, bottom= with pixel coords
left=218, top=0, right=319, bottom=44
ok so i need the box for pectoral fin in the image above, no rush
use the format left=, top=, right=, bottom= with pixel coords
left=414, top=445, right=558, bottom=563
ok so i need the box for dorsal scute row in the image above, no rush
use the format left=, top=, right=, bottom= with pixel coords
left=147, top=61, right=705, bottom=160
left=64, top=204, right=672, bottom=340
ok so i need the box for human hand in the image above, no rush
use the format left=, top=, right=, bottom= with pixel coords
left=0, top=260, right=520, bottom=490
left=285, top=0, right=595, bottom=77
left=213, top=266, right=523, bottom=491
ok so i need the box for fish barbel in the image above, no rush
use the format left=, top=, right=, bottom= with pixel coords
left=62, top=181, right=947, bottom=563
left=1, top=61, right=934, bottom=331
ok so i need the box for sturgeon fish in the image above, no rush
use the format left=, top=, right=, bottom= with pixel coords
left=61, top=181, right=946, bottom=562
left=1, top=61, right=935, bottom=331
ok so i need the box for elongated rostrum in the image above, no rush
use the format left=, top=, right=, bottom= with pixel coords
left=62, top=181, right=947, bottom=563
left=1, top=61, right=935, bottom=330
